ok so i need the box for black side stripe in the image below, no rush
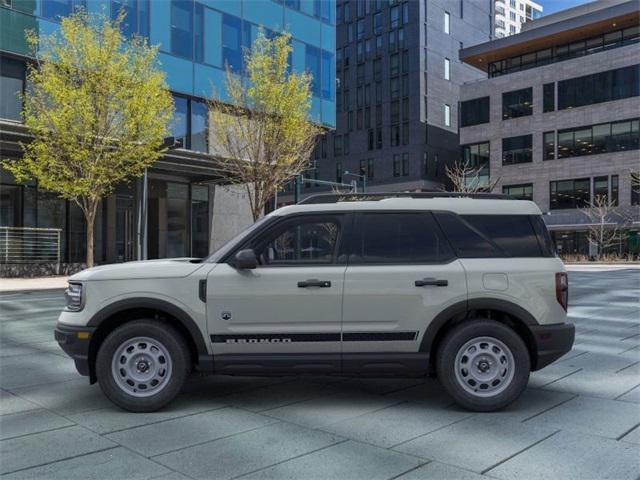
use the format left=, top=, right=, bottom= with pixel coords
left=210, top=331, right=418, bottom=343
left=343, top=331, right=418, bottom=341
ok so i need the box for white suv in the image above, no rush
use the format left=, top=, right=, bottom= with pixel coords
left=55, top=193, right=574, bottom=412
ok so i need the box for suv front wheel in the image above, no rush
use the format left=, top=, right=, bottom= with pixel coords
left=96, top=320, right=190, bottom=412
left=436, top=319, right=530, bottom=412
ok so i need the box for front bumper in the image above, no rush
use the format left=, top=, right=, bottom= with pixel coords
left=54, top=324, right=95, bottom=377
left=530, top=322, right=575, bottom=370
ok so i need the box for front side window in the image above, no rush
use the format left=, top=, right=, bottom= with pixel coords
left=353, top=213, right=454, bottom=264
left=444, top=11, right=450, bottom=34
left=502, top=87, right=533, bottom=119
left=444, top=104, right=451, bottom=127
left=255, top=218, right=341, bottom=266
left=444, top=58, right=451, bottom=80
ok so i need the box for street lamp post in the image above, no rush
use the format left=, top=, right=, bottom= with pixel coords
left=343, top=171, right=367, bottom=192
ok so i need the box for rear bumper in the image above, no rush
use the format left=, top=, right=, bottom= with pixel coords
left=530, top=322, right=575, bottom=370
left=54, top=324, right=95, bottom=377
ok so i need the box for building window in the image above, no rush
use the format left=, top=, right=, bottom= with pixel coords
left=391, top=100, right=399, bottom=124
left=376, top=128, right=382, bottom=149
left=222, top=13, right=242, bottom=71
left=543, top=131, right=555, bottom=160
left=368, top=129, right=374, bottom=150
left=390, top=78, right=399, bottom=99
left=444, top=58, right=450, bottom=80
left=305, top=45, right=321, bottom=97
left=402, top=3, right=409, bottom=25
left=190, top=99, right=208, bottom=152
left=41, top=0, right=85, bottom=21
left=390, top=54, right=399, bottom=77
left=550, top=178, right=591, bottom=210
left=343, top=133, right=350, bottom=155
left=334, top=135, right=342, bottom=156
left=111, top=0, right=150, bottom=38
left=393, top=154, right=401, bottom=176
left=543, top=83, right=555, bottom=113
left=0, top=56, right=25, bottom=121
left=321, top=50, right=334, bottom=100
left=391, top=125, right=400, bottom=146
left=402, top=122, right=409, bottom=145
left=460, top=96, right=489, bottom=127
left=336, top=162, right=343, bottom=183
left=444, top=11, right=450, bottom=34
left=402, top=153, right=409, bottom=176
left=374, top=12, right=382, bottom=34
left=488, top=27, right=640, bottom=78
left=558, top=64, right=640, bottom=110
left=444, top=104, right=451, bottom=127
left=390, top=5, right=400, bottom=28
left=557, top=118, right=640, bottom=159
left=502, top=134, right=532, bottom=165
left=461, top=142, right=490, bottom=186
left=503, top=183, right=533, bottom=201
left=594, top=175, right=608, bottom=200
left=632, top=172, right=640, bottom=206
left=502, top=87, right=533, bottom=119
left=171, top=95, right=189, bottom=148
left=368, top=158, right=374, bottom=178
left=171, top=0, right=194, bottom=60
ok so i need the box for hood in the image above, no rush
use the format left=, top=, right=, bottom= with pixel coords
left=69, top=258, right=205, bottom=281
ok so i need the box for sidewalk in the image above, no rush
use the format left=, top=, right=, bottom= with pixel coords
left=0, top=276, right=69, bottom=293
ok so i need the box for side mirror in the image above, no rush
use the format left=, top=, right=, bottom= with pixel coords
left=232, top=249, right=258, bottom=269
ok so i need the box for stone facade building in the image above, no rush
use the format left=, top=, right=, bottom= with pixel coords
left=458, top=0, right=639, bottom=256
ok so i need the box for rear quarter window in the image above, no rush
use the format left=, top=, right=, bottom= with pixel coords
left=461, top=214, right=545, bottom=257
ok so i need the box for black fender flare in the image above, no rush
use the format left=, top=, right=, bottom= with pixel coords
left=419, top=298, right=538, bottom=353
left=87, top=297, right=209, bottom=358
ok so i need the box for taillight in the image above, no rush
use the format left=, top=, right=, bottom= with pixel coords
left=555, top=272, right=568, bottom=311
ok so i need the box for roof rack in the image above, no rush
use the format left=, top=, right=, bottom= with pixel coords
left=298, top=192, right=512, bottom=205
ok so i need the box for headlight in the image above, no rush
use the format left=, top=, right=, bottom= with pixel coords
left=64, top=283, right=84, bottom=311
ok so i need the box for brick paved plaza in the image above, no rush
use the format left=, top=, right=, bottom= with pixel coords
left=1, top=267, right=638, bottom=479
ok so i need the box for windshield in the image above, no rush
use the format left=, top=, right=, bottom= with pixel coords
left=204, top=215, right=272, bottom=263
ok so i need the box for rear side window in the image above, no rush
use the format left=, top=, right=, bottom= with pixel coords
left=530, top=215, right=557, bottom=257
left=352, top=213, right=454, bottom=264
left=461, top=215, right=544, bottom=257
left=434, top=212, right=503, bottom=258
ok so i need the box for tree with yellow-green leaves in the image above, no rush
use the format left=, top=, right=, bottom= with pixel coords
left=208, top=31, right=322, bottom=221
left=3, top=11, right=173, bottom=267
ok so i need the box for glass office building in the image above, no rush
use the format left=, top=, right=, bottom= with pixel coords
left=0, top=0, right=335, bottom=269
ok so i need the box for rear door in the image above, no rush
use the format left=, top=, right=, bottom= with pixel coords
left=341, top=212, right=467, bottom=373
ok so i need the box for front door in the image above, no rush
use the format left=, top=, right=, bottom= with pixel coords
left=115, top=195, right=134, bottom=262
left=341, top=212, right=467, bottom=373
left=206, top=214, right=348, bottom=374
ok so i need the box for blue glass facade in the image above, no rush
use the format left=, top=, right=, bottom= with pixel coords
left=0, top=0, right=336, bottom=129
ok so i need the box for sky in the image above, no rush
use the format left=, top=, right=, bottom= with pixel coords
left=538, top=0, right=594, bottom=15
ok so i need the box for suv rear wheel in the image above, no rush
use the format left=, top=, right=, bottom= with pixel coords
left=96, top=320, right=189, bottom=412
left=436, top=319, right=530, bottom=412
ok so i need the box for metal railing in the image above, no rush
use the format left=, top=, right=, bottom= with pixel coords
left=0, top=227, right=62, bottom=271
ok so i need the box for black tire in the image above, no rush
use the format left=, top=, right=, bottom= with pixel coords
left=96, top=319, right=190, bottom=412
left=436, top=319, right=530, bottom=412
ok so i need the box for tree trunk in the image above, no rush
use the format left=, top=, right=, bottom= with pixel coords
left=86, top=215, right=95, bottom=267
left=83, top=200, right=98, bottom=268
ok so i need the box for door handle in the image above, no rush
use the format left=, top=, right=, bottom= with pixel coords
left=415, top=278, right=448, bottom=287
left=298, top=279, right=331, bottom=288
